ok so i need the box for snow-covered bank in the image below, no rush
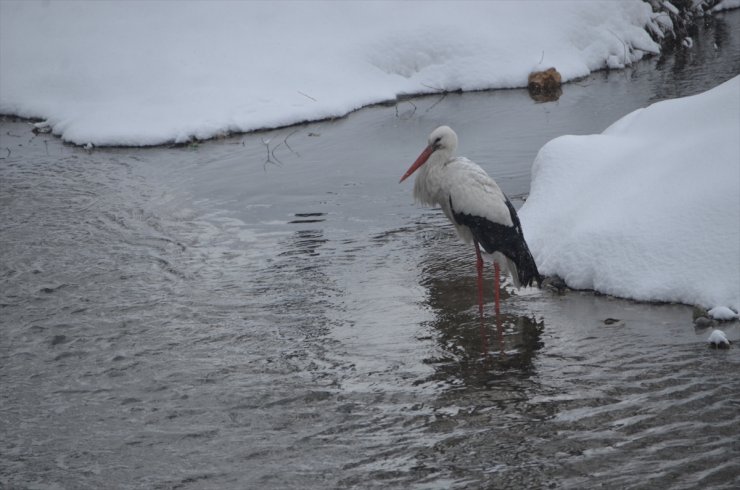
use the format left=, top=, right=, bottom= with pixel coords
left=0, top=1, right=663, bottom=146
left=714, top=0, right=740, bottom=12
left=520, top=76, right=740, bottom=311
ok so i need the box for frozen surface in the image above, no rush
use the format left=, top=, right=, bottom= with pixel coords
left=521, top=76, right=740, bottom=311
left=0, top=0, right=662, bottom=146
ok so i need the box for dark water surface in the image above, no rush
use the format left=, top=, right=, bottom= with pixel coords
left=2, top=11, right=740, bottom=490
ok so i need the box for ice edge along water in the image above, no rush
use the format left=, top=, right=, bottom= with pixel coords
left=520, top=76, right=740, bottom=313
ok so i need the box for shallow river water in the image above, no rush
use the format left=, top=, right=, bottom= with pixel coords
left=2, top=11, right=740, bottom=490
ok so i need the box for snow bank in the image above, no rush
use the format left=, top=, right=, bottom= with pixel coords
left=0, top=1, right=661, bottom=146
left=520, top=76, right=740, bottom=311
left=707, top=329, right=731, bottom=348
left=713, top=0, right=740, bottom=12
left=708, top=306, right=739, bottom=321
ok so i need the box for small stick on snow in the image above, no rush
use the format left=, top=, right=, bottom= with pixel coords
left=297, top=90, right=317, bottom=102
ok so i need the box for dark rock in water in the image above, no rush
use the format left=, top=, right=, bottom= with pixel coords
left=40, top=284, right=66, bottom=294
left=50, top=334, right=67, bottom=346
left=694, top=316, right=714, bottom=328
left=708, top=340, right=731, bottom=349
left=542, top=275, right=568, bottom=293
left=692, top=305, right=709, bottom=321
left=707, top=329, right=731, bottom=349
left=528, top=68, right=562, bottom=102
left=603, top=318, right=622, bottom=325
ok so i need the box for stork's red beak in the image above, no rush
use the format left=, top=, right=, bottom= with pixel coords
left=399, top=144, right=434, bottom=183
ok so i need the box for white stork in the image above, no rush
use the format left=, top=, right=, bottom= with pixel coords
left=400, top=125, right=541, bottom=315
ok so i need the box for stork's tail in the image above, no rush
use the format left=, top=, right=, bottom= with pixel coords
left=509, top=244, right=542, bottom=289
left=449, top=195, right=542, bottom=288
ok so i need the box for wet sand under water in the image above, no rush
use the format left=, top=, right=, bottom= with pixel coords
left=2, top=11, right=740, bottom=490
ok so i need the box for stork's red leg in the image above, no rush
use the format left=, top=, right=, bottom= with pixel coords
left=493, top=261, right=501, bottom=314
left=474, top=242, right=484, bottom=319
left=474, top=241, right=489, bottom=354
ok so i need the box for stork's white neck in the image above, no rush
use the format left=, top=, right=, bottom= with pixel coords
left=412, top=148, right=454, bottom=207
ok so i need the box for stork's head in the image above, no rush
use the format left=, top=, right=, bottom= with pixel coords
left=399, top=126, right=458, bottom=183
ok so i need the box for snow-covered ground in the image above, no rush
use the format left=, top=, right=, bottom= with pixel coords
left=714, top=0, right=740, bottom=12
left=709, top=306, right=740, bottom=321
left=520, top=76, right=740, bottom=312
left=0, top=0, right=663, bottom=146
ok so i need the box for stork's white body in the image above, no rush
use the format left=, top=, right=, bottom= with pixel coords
left=414, top=156, right=513, bottom=235
left=399, top=126, right=541, bottom=313
left=412, top=154, right=517, bottom=275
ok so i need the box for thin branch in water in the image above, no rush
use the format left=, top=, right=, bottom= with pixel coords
left=269, top=129, right=301, bottom=162
left=418, top=83, right=449, bottom=113
left=297, top=90, right=317, bottom=102
left=539, top=50, right=545, bottom=65
left=283, top=129, right=300, bottom=156
left=425, top=93, right=447, bottom=113
left=270, top=141, right=285, bottom=163
left=262, top=137, right=282, bottom=170
left=395, top=100, right=417, bottom=119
